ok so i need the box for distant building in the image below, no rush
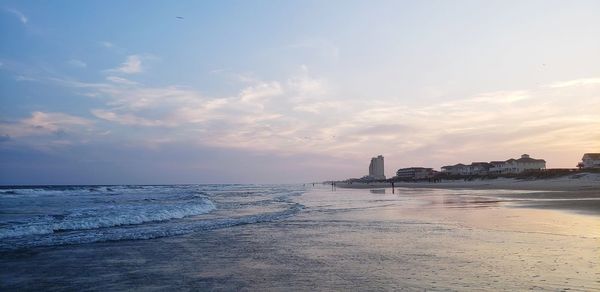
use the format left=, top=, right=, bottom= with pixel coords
left=396, top=167, right=435, bottom=180
left=442, top=162, right=490, bottom=176
left=444, top=154, right=545, bottom=175
left=468, top=162, right=491, bottom=175
left=441, top=163, right=467, bottom=175
left=579, top=153, right=600, bottom=169
left=367, top=155, right=386, bottom=180
left=488, top=161, right=506, bottom=174
left=503, top=154, right=546, bottom=173
left=488, top=154, right=546, bottom=174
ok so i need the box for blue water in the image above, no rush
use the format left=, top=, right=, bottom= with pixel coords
left=0, top=184, right=306, bottom=250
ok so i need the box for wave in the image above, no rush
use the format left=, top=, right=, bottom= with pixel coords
left=0, top=185, right=175, bottom=197
left=0, top=199, right=216, bottom=239
left=0, top=202, right=304, bottom=250
left=0, top=184, right=307, bottom=250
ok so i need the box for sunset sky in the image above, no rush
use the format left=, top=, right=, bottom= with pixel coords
left=1, top=0, right=599, bottom=184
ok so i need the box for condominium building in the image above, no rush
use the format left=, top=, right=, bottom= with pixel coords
left=396, top=167, right=436, bottom=180
left=368, top=155, right=386, bottom=180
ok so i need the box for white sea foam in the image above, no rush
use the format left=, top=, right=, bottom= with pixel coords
left=1, top=203, right=304, bottom=250
left=0, top=199, right=216, bottom=239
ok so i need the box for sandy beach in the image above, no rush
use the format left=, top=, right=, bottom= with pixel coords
left=336, top=173, right=600, bottom=215
left=2, top=184, right=600, bottom=290
left=336, top=172, right=600, bottom=191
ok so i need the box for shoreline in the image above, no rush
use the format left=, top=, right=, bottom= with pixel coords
left=334, top=174, right=600, bottom=215
left=335, top=173, right=600, bottom=191
left=2, top=185, right=599, bottom=290
left=0, top=186, right=600, bottom=291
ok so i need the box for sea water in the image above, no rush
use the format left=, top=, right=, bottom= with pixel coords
left=0, top=184, right=305, bottom=250
left=2, top=185, right=599, bottom=290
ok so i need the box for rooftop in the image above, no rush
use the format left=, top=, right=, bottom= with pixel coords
left=397, top=167, right=433, bottom=171
left=515, top=157, right=546, bottom=163
left=583, top=153, right=600, bottom=159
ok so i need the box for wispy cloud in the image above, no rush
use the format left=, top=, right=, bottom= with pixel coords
left=469, top=90, right=530, bottom=104
left=23, top=111, right=92, bottom=132
left=47, top=68, right=600, bottom=169
left=106, top=76, right=138, bottom=85
left=91, top=109, right=166, bottom=127
left=100, top=41, right=115, bottom=48
left=15, top=75, right=35, bottom=82
left=5, top=8, right=28, bottom=24
left=110, top=55, right=143, bottom=74
left=546, top=77, right=600, bottom=88
left=97, top=41, right=128, bottom=54
left=51, top=66, right=338, bottom=151
left=239, top=82, right=283, bottom=102
left=0, top=111, right=94, bottom=141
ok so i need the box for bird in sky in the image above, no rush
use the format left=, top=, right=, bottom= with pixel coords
left=176, top=16, right=184, bottom=20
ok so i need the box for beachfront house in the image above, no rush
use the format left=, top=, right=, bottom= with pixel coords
left=396, top=167, right=435, bottom=180
left=442, top=162, right=490, bottom=176
left=579, top=153, right=600, bottom=169
left=441, top=163, right=467, bottom=175
left=468, top=162, right=491, bottom=175
left=440, top=165, right=454, bottom=174
left=492, top=154, right=546, bottom=174
left=488, top=161, right=506, bottom=174
left=443, top=154, right=546, bottom=175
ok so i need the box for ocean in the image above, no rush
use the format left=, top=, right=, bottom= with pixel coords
left=1, top=185, right=599, bottom=290
left=0, top=184, right=305, bottom=250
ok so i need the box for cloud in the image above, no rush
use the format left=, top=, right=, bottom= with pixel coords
left=100, top=41, right=115, bottom=48
left=287, top=66, right=329, bottom=101
left=239, top=82, right=283, bottom=102
left=111, top=55, right=143, bottom=74
left=23, top=111, right=92, bottom=132
left=0, top=111, right=94, bottom=141
left=292, top=101, right=340, bottom=114
left=98, top=41, right=128, bottom=54
left=546, top=78, right=600, bottom=88
left=91, top=109, right=166, bottom=127
left=67, top=59, right=87, bottom=68
left=102, top=85, right=201, bottom=110
left=52, top=66, right=338, bottom=150
left=15, top=75, right=35, bottom=81
left=5, top=8, right=27, bottom=24
left=49, top=68, right=600, bottom=169
left=106, top=75, right=138, bottom=85
left=469, top=90, right=530, bottom=104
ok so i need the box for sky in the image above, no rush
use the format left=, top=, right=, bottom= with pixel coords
left=1, top=0, right=599, bottom=184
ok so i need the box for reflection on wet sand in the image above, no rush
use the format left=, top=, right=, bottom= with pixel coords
left=369, top=188, right=386, bottom=194
left=1, top=186, right=598, bottom=291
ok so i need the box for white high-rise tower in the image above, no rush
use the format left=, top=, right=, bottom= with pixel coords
left=368, top=155, right=386, bottom=180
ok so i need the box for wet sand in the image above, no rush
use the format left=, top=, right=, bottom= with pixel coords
left=2, top=186, right=599, bottom=291
left=337, top=174, right=600, bottom=215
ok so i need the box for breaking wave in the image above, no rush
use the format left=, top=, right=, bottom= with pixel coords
left=0, top=200, right=216, bottom=239
left=0, top=184, right=306, bottom=250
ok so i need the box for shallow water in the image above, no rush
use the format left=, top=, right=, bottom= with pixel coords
left=1, top=185, right=599, bottom=291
